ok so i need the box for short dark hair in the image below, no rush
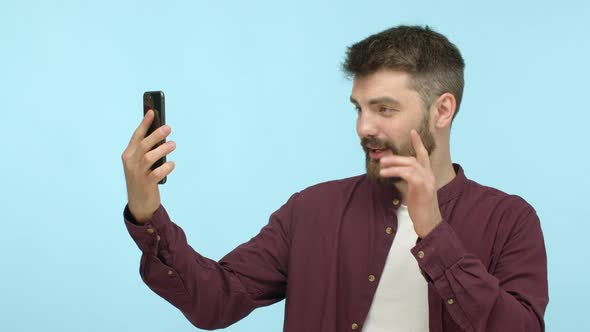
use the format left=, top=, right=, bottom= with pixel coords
left=342, top=25, right=465, bottom=119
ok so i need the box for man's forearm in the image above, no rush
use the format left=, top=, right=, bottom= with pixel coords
left=124, top=204, right=258, bottom=329
left=412, top=218, right=548, bottom=331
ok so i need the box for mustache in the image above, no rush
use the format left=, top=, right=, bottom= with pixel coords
left=360, top=137, right=399, bottom=154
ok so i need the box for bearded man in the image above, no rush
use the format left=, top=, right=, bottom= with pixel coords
left=122, top=25, right=548, bottom=331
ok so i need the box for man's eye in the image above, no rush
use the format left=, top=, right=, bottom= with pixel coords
left=379, top=106, right=394, bottom=113
left=354, top=106, right=362, bottom=113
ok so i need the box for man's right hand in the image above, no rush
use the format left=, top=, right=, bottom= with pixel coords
left=122, top=110, right=176, bottom=224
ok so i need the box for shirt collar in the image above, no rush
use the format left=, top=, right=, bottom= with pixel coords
left=371, top=163, right=467, bottom=212
left=437, top=163, right=467, bottom=205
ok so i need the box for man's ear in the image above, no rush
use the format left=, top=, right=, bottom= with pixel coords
left=432, top=93, right=456, bottom=128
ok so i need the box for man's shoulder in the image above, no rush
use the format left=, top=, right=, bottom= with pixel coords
left=462, top=176, right=537, bottom=216
left=294, top=174, right=368, bottom=201
left=304, top=174, right=367, bottom=192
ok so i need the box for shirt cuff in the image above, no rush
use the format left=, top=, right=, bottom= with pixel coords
left=124, top=204, right=170, bottom=254
left=411, top=220, right=465, bottom=281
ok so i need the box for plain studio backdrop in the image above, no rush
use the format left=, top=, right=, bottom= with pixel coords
left=0, top=1, right=588, bottom=331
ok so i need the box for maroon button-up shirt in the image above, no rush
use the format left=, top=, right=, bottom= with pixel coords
left=124, top=164, right=548, bottom=331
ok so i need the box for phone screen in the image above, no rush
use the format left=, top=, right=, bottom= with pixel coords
left=143, top=91, right=167, bottom=184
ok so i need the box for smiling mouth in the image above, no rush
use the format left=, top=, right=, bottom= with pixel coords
left=367, top=145, right=387, bottom=153
left=367, top=147, right=388, bottom=159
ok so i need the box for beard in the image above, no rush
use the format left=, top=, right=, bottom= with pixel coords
left=361, top=114, right=436, bottom=185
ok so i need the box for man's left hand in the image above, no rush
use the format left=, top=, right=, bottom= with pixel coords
left=378, top=129, right=442, bottom=239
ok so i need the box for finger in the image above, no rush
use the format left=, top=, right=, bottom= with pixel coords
left=129, top=110, right=155, bottom=145
left=140, top=124, right=172, bottom=153
left=379, top=165, right=421, bottom=184
left=149, top=161, right=176, bottom=183
left=142, top=141, right=176, bottom=171
left=410, top=129, right=431, bottom=168
left=379, top=155, right=418, bottom=168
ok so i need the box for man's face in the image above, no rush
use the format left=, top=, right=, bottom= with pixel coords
left=350, top=69, right=437, bottom=184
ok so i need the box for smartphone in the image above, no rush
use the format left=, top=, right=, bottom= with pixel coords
left=143, top=91, right=167, bottom=184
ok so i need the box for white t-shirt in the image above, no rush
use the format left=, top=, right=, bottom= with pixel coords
left=362, top=204, right=429, bottom=332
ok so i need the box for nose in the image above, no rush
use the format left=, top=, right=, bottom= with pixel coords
left=356, top=110, right=378, bottom=138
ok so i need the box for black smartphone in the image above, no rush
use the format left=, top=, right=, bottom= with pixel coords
left=143, top=91, right=167, bottom=184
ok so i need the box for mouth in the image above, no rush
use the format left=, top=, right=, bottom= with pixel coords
left=367, top=146, right=388, bottom=159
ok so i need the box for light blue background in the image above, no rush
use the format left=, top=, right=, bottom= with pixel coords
left=1, top=0, right=588, bottom=331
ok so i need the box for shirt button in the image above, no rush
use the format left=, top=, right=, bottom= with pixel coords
left=392, top=199, right=400, bottom=206
left=417, top=251, right=425, bottom=259
left=385, top=227, right=393, bottom=234
left=352, top=323, right=359, bottom=330
left=447, top=298, right=455, bottom=305
left=167, top=270, right=174, bottom=276
left=146, top=227, right=155, bottom=234
left=368, top=274, right=376, bottom=282
left=156, top=235, right=161, bottom=241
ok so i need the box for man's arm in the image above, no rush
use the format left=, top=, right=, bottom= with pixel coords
left=379, top=131, right=548, bottom=331
left=122, top=111, right=293, bottom=329
left=411, top=198, right=548, bottom=331
left=124, top=195, right=295, bottom=330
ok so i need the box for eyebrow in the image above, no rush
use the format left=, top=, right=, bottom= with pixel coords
left=349, top=96, right=402, bottom=107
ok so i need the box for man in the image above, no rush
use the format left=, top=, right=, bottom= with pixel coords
left=122, top=25, right=548, bottom=331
